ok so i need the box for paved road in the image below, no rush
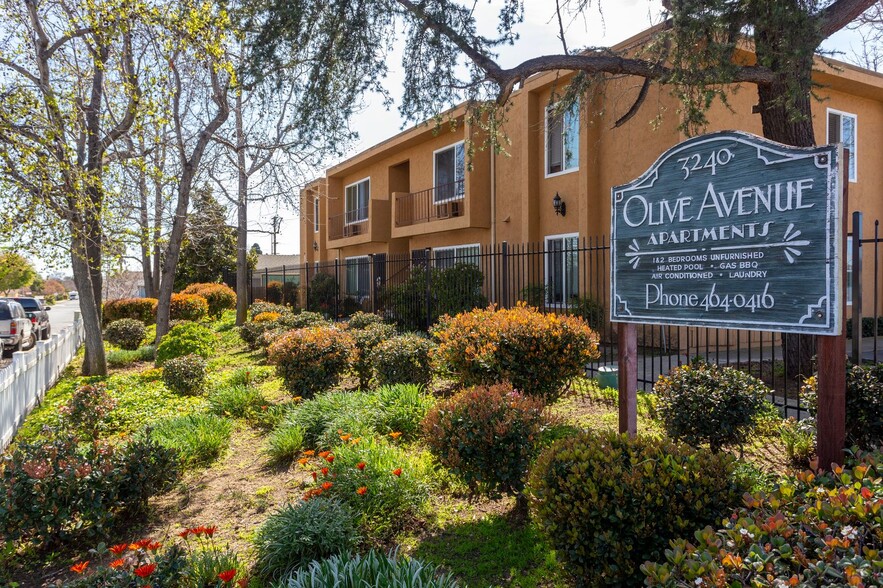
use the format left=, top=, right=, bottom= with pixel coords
left=0, top=298, right=81, bottom=366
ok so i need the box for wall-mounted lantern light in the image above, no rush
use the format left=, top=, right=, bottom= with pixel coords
left=553, top=192, right=566, bottom=217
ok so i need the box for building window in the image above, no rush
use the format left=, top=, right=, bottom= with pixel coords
left=345, top=178, right=370, bottom=224
left=345, top=256, right=370, bottom=299
left=434, top=244, right=480, bottom=269
left=545, top=234, right=579, bottom=305
left=827, top=109, right=857, bottom=182
left=546, top=100, right=580, bottom=176
left=313, top=196, right=319, bottom=233
left=433, top=142, right=465, bottom=203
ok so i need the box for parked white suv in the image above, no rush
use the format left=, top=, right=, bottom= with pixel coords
left=0, top=300, right=35, bottom=354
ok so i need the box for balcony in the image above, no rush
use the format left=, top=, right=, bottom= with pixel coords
left=395, top=180, right=465, bottom=227
left=329, top=208, right=369, bottom=241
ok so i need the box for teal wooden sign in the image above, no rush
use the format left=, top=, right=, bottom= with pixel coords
left=611, top=131, right=842, bottom=334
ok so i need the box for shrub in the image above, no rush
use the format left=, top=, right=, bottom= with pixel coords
left=569, top=295, right=605, bottom=331
left=239, top=319, right=278, bottom=350
left=152, top=414, right=232, bottom=468
left=423, top=384, right=545, bottom=497
left=265, top=423, right=305, bottom=464
left=169, top=293, right=209, bottom=322
left=250, top=301, right=289, bottom=319
left=254, top=311, right=282, bottom=323
left=162, top=354, right=208, bottom=395
left=432, top=303, right=600, bottom=402
left=103, top=297, right=157, bottom=325
left=780, top=417, right=816, bottom=466
left=306, top=272, right=339, bottom=316
left=280, top=391, right=374, bottom=449
left=253, top=498, right=359, bottom=581
left=155, top=322, right=216, bottom=366
left=104, top=318, right=147, bottom=350
left=313, top=437, right=433, bottom=539
left=0, top=431, right=179, bottom=546
left=654, top=361, right=771, bottom=452
left=278, top=310, right=330, bottom=330
left=529, top=431, right=746, bottom=587
left=804, top=364, right=883, bottom=449
left=106, top=345, right=155, bottom=367
left=351, top=323, right=397, bottom=388
left=346, top=311, right=385, bottom=330
left=267, top=280, right=284, bottom=304
left=278, top=550, right=461, bottom=588
left=181, top=282, right=237, bottom=318
left=62, top=543, right=189, bottom=587
left=370, top=383, right=434, bottom=441
left=208, top=384, right=266, bottom=418
left=373, top=333, right=433, bottom=387
left=267, top=326, right=354, bottom=398
left=845, top=315, right=883, bottom=339
left=59, top=382, right=116, bottom=440
left=642, top=453, right=883, bottom=587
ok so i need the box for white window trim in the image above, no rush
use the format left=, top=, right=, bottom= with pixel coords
left=345, top=255, right=370, bottom=297
left=313, top=196, right=320, bottom=233
left=344, top=177, right=370, bottom=225
left=826, top=108, right=857, bottom=183
left=432, top=243, right=480, bottom=267
left=544, top=101, right=580, bottom=179
left=432, top=141, right=466, bottom=204
left=544, top=232, right=580, bottom=307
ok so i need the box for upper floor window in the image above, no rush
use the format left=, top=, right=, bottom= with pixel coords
left=313, top=196, right=320, bottom=232
left=345, top=178, right=370, bottom=224
left=546, top=100, right=579, bottom=176
left=434, top=244, right=480, bottom=269
left=827, top=109, right=857, bottom=182
left=434, top=141, right=465, bottom=203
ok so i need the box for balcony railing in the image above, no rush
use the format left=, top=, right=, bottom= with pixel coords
left=395, top=180, right=465, bottom=227
left=329, top=207, right=369, bottom=240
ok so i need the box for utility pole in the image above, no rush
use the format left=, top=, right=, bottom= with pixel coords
left=271, top=215, right=282, bottom=255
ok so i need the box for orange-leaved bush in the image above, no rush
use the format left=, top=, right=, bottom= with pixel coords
left=103, top=298, right=158, bottom=325
left=181, top=283, right=236, bottom=318
left=422, top=383, right=546, bottom=498
left=169, top=293, right=209, bottom=322
left=431, top=303, right=600, bottom=402
left=267, top=326, right=354, bottom=398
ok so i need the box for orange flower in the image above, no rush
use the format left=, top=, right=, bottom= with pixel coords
left=134, top=539, right=152, bottom=549
left=318, top=451, right=330, bottom=459
left=303, top=450, right=316, bottom=456
left=322, top=481, right=334, bottom=491
left=70, top=561, right=89, bottom=574
left=297, top=458, right=310, bottom=466
left=128, top=543, right=141, bottom=551
left=321, top=467, right=329, bottom=476
left=134, top=563, right=156, bottom=578
left=109, top=559, right=125, bottom=569
left=218, top=569, right=237, bottom=582
left=237, top=579, right=249, bottom=588
left=392, top=468, right=402, bottom=477
left=178, top=530, right=191, bottom=539
left=389, top=432, right=402, bottom=440
left=339, top=434, right=351, bottom=441
left=110, top=543, right=128, bottom=555
left=293, top=396, right=303, bottom=402
left=311, top=471, right=318, bottom=481
left=356, top=486, right=368, bottom=495
left=147, top=541, right=162, bottom=551
left=350, top=437, right=361, bottom=444
left=356, top=462, right=366, bottom=470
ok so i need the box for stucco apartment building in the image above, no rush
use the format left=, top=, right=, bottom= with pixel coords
left=300, top=27, right=883, bottom=318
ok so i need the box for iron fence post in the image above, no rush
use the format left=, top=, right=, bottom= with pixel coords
left=851, top=211, right=863, bottom=363
left=424, top=247, right=432, bottom=330
left=501, top=241, right=509, bottom=308
left=335, top=258, right=340, bottom=318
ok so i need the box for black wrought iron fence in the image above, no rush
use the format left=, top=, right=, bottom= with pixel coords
left=226, top=216, right=881, bottom=420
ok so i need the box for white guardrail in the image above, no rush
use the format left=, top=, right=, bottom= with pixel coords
left=0, top=313, right=85, bottom=451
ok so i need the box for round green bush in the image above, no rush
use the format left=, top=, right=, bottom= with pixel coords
left=804, top=364, right=883, bottom=450
left=267, top=326, right=354, bottom=398
left=654, top=361, right=771, bottom=452
left=249, top=301, right=289, bottom=319
left=181, top=282, right=237, bottom=318
left=266, top=280, right=284, bottom=304
left=529, top=431, right=747, bottom=587
left=279, top=550, right=461, bottom=588
left=239, top=319, right=279, bottom=350
left=278, top=311, right=330, bottom=330
left=346, top=311, right=385, bottom=330
left=373, top=334, right=433, bottom=387
left=351, top=323, right=396, bottom=389
left=104, top=318, right=147, bottom=350
left=103, top=297, right=157, bottom=325
left=254, top=497, right=359, bottom=581
left=155, top=322, right=216, bottom=366
left=423, top=383, right=545, bottom=497
left=162, top=353, right=208, bottom=395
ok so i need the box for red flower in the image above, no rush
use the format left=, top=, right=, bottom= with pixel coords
left=311, top=471, right=318, bottom=481
left=322, top=481, right=334, bottom=491
left=318, top=451, right=330, bottom=459
left=135, top=539, right=152, bottom=549
left=218, top=568, right=237, bottom=582
left=178, top=529, right=191, bottom=539
left=109, top=559, right=125, bottom=569
left=70, top=561, right=89, bottom=574
left=134, top=563, right=157, bottom=578
left=321, top=467, right=329, bottom=476
left=147, top=541, right=162, bottom=551
left=356, top=486, right=368, bottom=495
left=356, top=462, right=366, bottom=471
left=237, top=579, right=249, bottom=588
left=325, top=454, right=335, bottom=464
left=204, top=526, right=217, bottom=537
left=392, top=468, right=402, bottom=477
left=110, top=543, right=128, bottom=555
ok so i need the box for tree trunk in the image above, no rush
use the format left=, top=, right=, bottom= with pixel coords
left=156, top=171, right=194, bottom=342
left=71, top=233, right=107, bottom=376
left=138, top=166, right=155, bottom=298
left=235, top=93, right=249, bottom=326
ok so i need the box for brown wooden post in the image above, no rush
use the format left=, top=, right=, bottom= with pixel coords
left=618, top=323, right=637, bottom=437
left=816, top=150, right=849, bottom=470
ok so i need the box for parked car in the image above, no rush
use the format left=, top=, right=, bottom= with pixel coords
left=69, top=291, right=78, bottom=300
left=0, top=300, right=35, bottom=354
left=8, top=297, right=51, bottom=341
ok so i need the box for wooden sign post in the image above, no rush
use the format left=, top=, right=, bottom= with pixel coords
left=611, top=132, right=844, bottom=461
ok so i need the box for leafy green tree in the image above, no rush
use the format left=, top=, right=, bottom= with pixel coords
left=174, top=187, right=238, bottom=290
left=0, top=251, right=36, bottom=294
